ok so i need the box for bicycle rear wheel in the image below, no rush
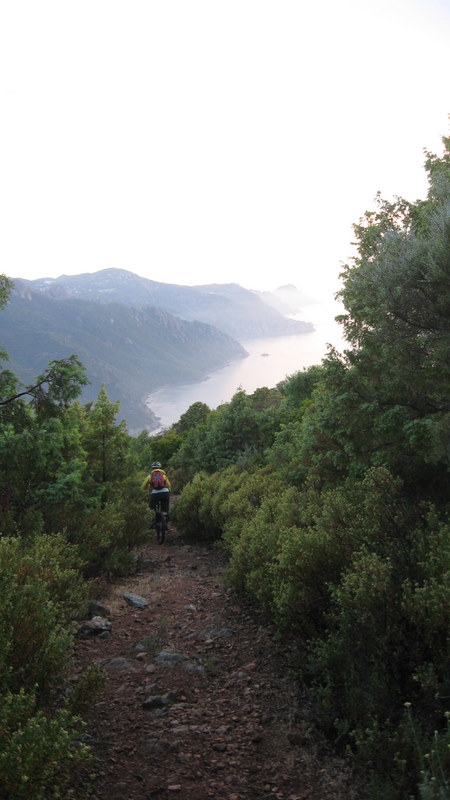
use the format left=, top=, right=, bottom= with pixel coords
left=155, top=510, right=166, bottom=544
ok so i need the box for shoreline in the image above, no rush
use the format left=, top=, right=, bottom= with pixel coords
left=143, top=302, right=344, bottom=434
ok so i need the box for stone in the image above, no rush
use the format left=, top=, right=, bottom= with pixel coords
left=78, top=616, right=112, bottom=637
left=184, top=662, right=207, bottom=675
left=154, top=649, right=187, bottom=666
left=201, top=627, right=234, bottom=639
left=123, top=592, right=149, bottom=609
left=139, top=738, right=171, bottom=753
left=88, top=599, right=111, bottom=618
left=104, top=657, right=133, bottom=671
left=143, top=694, right=171, bottom=710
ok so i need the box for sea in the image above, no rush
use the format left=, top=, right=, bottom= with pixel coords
left=145, top=300, right=346, bottom=432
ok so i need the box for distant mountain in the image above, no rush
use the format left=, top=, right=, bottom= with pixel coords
left=256, top=284, right=316, bottom=316
left=24, top=269, right=314, bottom=339
left=0, top=282, right=247, bottom=433
left=189, top=282, right=314, bottom=338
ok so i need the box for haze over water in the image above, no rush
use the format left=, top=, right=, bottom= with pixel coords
left=146, top=301, right=346, bottom=432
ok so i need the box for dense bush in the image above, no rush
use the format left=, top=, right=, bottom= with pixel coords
left=0, top=331, right=153, bottom=798
left=174, top=457, right=450, bottom=797
left=171, top=467, right=243, bottom=541
left=171, top=136, right=450, bottom=797
left=0, top=535, right=90, bottom=799
left=167, top=389, right=283, bottom=486
left=73, top=479, right=149, bottom=577
left=0, top=697, right=89, bottom=800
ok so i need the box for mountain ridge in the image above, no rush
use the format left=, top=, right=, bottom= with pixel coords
left=0, top=284, right=247, bottom=433
left=18, top=268, right=314, bottom=339
left=2, top=270, right=314, bottom=432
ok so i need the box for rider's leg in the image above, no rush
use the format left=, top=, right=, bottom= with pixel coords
left=161, top=491, right=170, bottom=522
left=149, top=492, right=157, bottom=527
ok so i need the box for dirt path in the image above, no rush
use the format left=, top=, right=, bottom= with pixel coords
left=71, top=526, right=364, bottom=800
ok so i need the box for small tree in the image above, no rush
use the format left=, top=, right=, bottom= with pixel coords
left=82, top=386, right=129, bottom=492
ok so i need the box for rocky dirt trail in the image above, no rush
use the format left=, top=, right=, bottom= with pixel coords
left=70, top=524, right=365, bottom=800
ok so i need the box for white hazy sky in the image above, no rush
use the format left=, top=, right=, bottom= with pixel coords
left=1, top=0, right=449, bottom=303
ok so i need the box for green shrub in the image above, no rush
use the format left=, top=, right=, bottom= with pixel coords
left=170, top=471, right=207, bottom=540
left=219, top=464, right=450, bottom=796
left=301, top=507, right=450, bottom=797
left=224, top=477, right=366, bottom=631
left=171, top=467, right=244, bottom=541
left=220, top=467, right=281, bottom=549
left=310, top=551, right=399, bottom=730
left=0, top=535, right=92, bottom=800
left=68, top=663, right=106, bottom=712
left=115, top=476, right=150, bottom=551
left=205, top=466, right=247, bottom=539
left=73, top=485, right=148, bottom=576
left=0, top=691, right=89, bottom=800
left=224, top=504, right=282, bottom=611
left=0, top=535, right=86, bottom=695
left=172, top=466, right=277, bottom=544
left=408, top=707, right=450, bottom=800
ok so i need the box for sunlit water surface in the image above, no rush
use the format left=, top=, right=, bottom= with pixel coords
left=146, top=302, right=346, bottom=432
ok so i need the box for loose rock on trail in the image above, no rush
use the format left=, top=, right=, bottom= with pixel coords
left=70, top=524, right=365, bottom=800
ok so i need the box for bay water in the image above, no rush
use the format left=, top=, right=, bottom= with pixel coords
left=146, top=301, right=346, bottom=432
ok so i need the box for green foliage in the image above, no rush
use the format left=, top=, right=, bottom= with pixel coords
left=170, top=471, right=219, bottom=541
left=220, top=467, right=280, bottom=548
left=0, top=535, right=86, bottom=695
left=72, top=494, right=144, bottom=577
left=0, top=360, right=91, bottom=538
left=0, top=274, right=13, bottom=310
left=0, top=295, right=164, bottom=797
left=334, top=149, right=450, bottom=490
left=67, top=663, right=106, bottom=714
left=0, top=356, right=88, bottom=419
left=82, top=386, right=129, bottom=492
left=0, top=372, right=147, bottom=570
left=0, top=275, right=13, bottom=365
left=223, top=488, right=289, bottom=612
left=140, top=617, right=169, bottom=656
left=174, top=401, right=211, bottom=434
left=219, top=466, right=450, bottom=796
left=277, top=364, right=324, bottom=417
left=0, top=286, right=247, bottom=432
left=168, top=388, right=282, bottom=486
left=0, top=693, right=89, bottom=800
left=224, top=469, right=395, bottom=631
left=171, top=465, right=251, bottom=542
left=405, top=706, right=450, bottom=800
left=0, top=535, right=90, bottom=799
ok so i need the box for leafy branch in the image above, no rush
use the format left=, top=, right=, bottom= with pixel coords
left=0, top=356, right=88, bottom=407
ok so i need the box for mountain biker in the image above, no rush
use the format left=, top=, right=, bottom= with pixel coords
left=142, top=462, right=171, bottom=524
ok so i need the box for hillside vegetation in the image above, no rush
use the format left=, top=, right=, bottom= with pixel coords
left=0, top=133, right=449, bottom=799
left=0, top=288, right=247, bottom=432
left=0, top=274, right=312, bottom=433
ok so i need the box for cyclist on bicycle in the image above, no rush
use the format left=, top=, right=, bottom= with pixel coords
left=142, top=462, right=171, bottom=524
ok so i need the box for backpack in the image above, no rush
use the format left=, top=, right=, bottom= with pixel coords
left=150, top=469, right=166, bottom=490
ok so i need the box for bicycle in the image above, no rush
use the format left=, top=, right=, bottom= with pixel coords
left=153, top=498, right=168, bottom=545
